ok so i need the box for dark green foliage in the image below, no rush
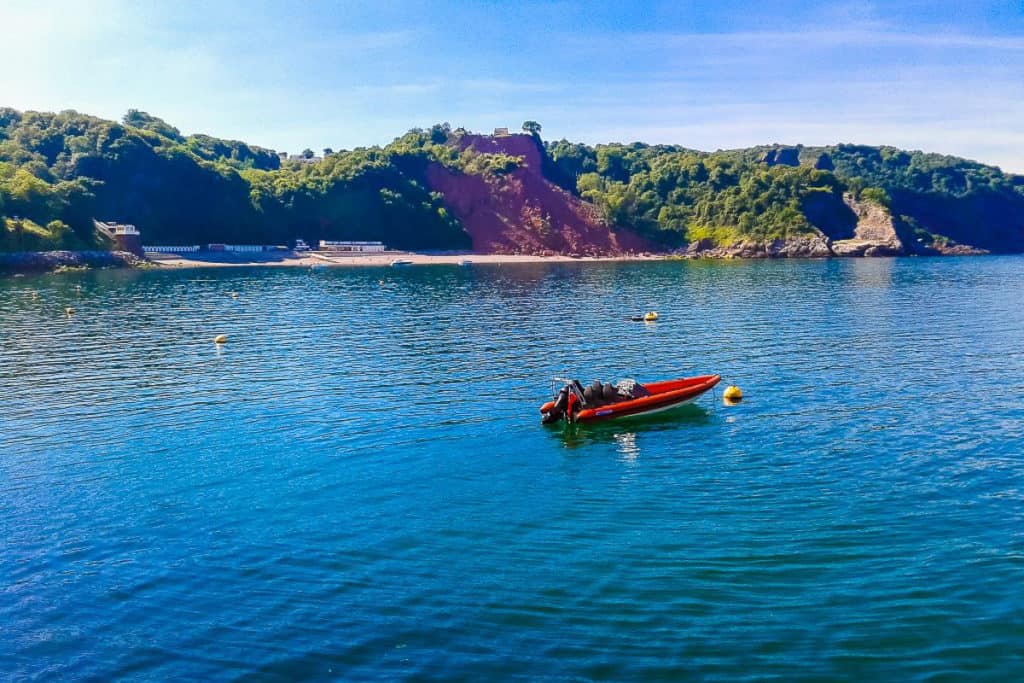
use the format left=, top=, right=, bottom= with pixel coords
left=543, top=139, right=1023, bottom=250
left=522, top=120, right=542, bottom=136
left=1, top=106, right=1021, bottom=253
left=0, top=108, right=471, bottom=251
left=571, top=148, right=850, bottom=244
left=123, top=110, right=183, bottom=142
left=185, top=134, right=280, bottom=170
left=544, top=140, right=692, bottom=195
left=545, top=139, right=597, bottom=191
left=242, top=145, right=467, bottom=250
left=860, top=187, right=892, bottom=208
left=809, top=144, right=1024, bottom=249
left=384, top=125, right=523, bottom=177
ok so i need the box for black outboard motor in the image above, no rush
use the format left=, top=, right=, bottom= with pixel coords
left=542, top=383, right=569, bottom=424
left=542, top=381, right=584, bottom=424
left=553, top=385, right=570, bottom=412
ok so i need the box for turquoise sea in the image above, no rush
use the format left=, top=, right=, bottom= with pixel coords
left=2, top=257, right=1023, bottom=680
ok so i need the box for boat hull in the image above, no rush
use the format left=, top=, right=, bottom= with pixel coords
left=542, top=374, right=721, bottom=424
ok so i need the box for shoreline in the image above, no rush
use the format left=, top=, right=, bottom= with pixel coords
left=1, top=246, right=1004, bottom=277
left=147, top=251, right=668, bottom=269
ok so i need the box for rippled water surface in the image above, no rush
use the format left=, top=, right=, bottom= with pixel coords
left=2, top=258, right=1024, bottom=680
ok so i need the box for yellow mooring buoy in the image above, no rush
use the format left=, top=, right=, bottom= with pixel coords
left=723, top=385, right=743, bottom=402
left=213, top=334, right=228, bottom=344
left=643, top=311, right=659, bottom=322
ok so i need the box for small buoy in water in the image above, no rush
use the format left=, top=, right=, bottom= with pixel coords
left=213, top=334, right=228, bottom=344
left=723, top=385, right=743, bottom=402
left=643, top=311, right=659, bottom=322
left=65, top=307, right=75, bottom=315
left=230, top=292, right=238, bottom=299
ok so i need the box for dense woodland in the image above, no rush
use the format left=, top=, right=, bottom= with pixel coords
left=0, top=110, right=484, bottom=251
left=2, top=107, right=1022, bottom=252
left=545, top=140, right=1024, bottom=249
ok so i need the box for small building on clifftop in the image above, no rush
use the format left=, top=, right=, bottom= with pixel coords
left=94, top=220, right=144, bottom=256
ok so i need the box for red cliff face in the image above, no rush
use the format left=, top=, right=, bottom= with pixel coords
left=425, top=134, right=651, bottom=255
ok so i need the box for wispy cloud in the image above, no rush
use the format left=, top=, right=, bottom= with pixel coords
left=570, top=28, right=1024, bottom=53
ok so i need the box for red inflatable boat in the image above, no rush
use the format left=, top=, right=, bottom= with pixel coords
left=540, top=374, right=721, bottom=424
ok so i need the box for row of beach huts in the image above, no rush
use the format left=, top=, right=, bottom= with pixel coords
left=95, top=221, right=389, bottom=256
left=143, top=240, right=388, bottom=255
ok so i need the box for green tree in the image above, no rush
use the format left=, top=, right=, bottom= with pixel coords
left=122, top=110, right=183, bottom=141
left=522, top=120, right=542, bottom=136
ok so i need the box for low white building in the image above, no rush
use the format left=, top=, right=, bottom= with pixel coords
left=221, top=244, right=265, bottom=253
left=144, top=245, right=200, bottom=253
left=319, top=240, right=387, bottom=253
left=95, top=220, right=139, bottom=236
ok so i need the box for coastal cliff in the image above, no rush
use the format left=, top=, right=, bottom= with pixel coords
left=678, top=194, right=908, bottom=258
left=425, top=134, right=649, bottom=255
left=2, top=108, right=1022, bottom=258
left=829, top=193, right=903, bottom=256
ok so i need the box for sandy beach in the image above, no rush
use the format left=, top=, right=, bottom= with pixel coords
left=147, top=250, right=666, bottom=268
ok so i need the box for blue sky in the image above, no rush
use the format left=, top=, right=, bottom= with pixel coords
left=2, top=0, right=1023, bottom=171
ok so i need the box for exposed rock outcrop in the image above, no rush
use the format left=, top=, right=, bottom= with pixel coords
left=830, top=194, right=904, bottom=256
left=675, top=196, right=907, bottom=259
left=421, top=134, right=994, bottom=259
left=425, top=134, right=650, bottom=255
left=0, top=250, right=146, bottom=274
left=677, top=234, right=832, bottom=259
left=771, top=235, right=834, bottom=257
left=930, top=242, right=990, bottom=256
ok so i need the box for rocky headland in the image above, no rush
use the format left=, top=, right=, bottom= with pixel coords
left=0, top=250, right=147, bottom=274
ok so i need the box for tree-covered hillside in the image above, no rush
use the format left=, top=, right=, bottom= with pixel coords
left=547, top=142, right=849, bottom=246
left=2, top=107, right=1022, bottom=254
left=0, top=110, right=485, bottom=251
left=545, top=140, right=1024, bottom=251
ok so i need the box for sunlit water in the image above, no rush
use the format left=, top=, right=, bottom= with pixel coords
left=2, top=258, right=1023, bottom=680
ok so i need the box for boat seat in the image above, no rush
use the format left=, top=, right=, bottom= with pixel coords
left=583, top=380, right=631, bottom=407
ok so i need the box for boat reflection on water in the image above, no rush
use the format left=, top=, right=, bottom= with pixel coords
left=613, top=432, right=640, bottom=463
left=547, top=404, right=713, bottom=457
